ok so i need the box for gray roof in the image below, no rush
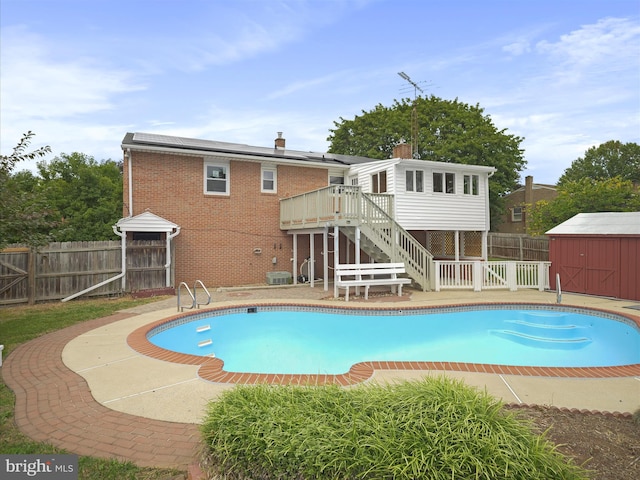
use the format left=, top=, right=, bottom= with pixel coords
left=115, top=211, right=179, bottom=232
left=122, top=132, right=373, bottom=166
left=546, top=212, right=640, bottom=235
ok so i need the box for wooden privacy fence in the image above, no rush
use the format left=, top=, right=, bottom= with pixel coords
left=487, top=233, right=549, bottom=261
left=0, top=240, right=170, bottom=305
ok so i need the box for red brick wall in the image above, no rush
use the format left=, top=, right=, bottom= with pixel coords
left=125, top=151, right=329, bottom=287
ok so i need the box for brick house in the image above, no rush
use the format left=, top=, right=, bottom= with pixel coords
left=119, top=133, right=496, bottom=290
left=497, top=176, right=557, bottom=234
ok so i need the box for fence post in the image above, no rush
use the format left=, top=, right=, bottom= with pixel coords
left=434, top=261, right=441, bottom=291
left=28, top=247, right=36, bottom=305
left=507, top=262, right=517, bottom=291
left=473, top=261, right=482, bottom=292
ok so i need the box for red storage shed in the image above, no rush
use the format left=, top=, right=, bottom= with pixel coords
left=547, top=212, right=640, bottom=301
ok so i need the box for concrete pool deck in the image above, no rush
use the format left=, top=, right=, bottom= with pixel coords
left=3, top=286, right=640, bottom=470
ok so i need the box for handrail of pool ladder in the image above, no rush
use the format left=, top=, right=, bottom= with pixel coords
left=194, top=280, right=211, bottom=309
left=177, top=282, right=195, bottom=312
left=556, top=273, right=562, bottom=304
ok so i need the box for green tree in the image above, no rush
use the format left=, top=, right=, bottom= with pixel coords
left=327, top=96, right=526, bottom=227
left=558, top=140, right=640, bottom=185
left=36, top=153, right=123, bottom=241
left=527, top=176, right=640, bottom=235
left=0, top=132, right=56, bottom=249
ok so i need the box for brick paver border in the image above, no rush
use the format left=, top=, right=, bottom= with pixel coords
left=129, top=302, right=640, bottom=384
left=3, top=301, right=639, bottom=471
left=1, top=312, right=200, bottom=469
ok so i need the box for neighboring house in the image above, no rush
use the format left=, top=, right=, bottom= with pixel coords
left=497, top=176, right=557, bottom=234
left=547, top=212, right=640, bottom=301
left=119, top=133, right=496, bottom=290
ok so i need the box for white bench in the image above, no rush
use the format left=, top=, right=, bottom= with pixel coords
left=334, top=263, right=411, bottom=301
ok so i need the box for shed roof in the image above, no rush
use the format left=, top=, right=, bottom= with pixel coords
left=546, top=212, right=640, bottom=235
left=115, top=211, right=179, bottom=232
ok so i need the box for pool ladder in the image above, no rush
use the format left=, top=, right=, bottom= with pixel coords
left=177, top=280, right=211, bottom=312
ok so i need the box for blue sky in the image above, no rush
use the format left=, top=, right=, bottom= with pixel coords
left=1, top=0, right=639, bottom=184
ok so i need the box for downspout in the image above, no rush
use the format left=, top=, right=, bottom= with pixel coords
left=61, top=225, right=126, bottom=302
left=483, top=169, right=496, bottom=261
left=126, top=148, right=133, bottom=217
left=165, top=227, right=181, bottom=287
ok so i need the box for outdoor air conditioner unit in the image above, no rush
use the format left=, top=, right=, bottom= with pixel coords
left=266, top=271, right=292, bottom=285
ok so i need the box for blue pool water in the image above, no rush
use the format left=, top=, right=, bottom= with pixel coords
left=148, top=307, right=640, bottom=375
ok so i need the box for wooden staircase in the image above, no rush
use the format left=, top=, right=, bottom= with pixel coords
left=280, top=186, right=433, bottom=291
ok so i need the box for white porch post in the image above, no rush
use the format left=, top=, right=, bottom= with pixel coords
left=333, top=225, right=339, bottom=298
left=482, top=231, right=488, bottom=260
left=121, top=233, right=127, bottom=290
left=292, top=233, right=298, bottom=285
left=323, top=226, right=329, bottom=291
left=309, top=233, right=315, bottom=288
left=454, top=230, right=460, bottom=261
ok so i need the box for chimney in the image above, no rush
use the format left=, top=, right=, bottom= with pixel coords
left=524, top=175, right=533, bottom=205
left=274, top=132, right=285, bottom=150
left=392, top=143, right=412, bottom=159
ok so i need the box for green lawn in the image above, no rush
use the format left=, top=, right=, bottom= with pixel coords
left=0, top=296, right=185, bottom=480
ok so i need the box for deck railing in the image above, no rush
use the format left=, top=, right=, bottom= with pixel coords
left=280, top=185, right=394, bottom=228
left=280, top=186, right=433, bottom=290
left=434, top=260, right=551, bottom=292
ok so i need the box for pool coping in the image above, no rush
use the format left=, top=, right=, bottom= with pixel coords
left=127, top=302, right=640, bottom=386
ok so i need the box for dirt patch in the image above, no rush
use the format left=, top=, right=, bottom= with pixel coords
left=507, top=405, right=640, bottom=480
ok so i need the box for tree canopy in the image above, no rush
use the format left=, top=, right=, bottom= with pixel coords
left=36, top=153, right=123, bottom=242
left=558, top=140, right=640, bottom=186
left=327, top=96, right=526, bottom=226
left=0, top=132, right=56, bottom=249
left=526, top=176, right=640, bottom=236
left=1, top=142, right=124, bottom=247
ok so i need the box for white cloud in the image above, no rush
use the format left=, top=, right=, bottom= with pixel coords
left=536, top=17, right=640, bottom=71
left=1, top=27, right=144, bottom=117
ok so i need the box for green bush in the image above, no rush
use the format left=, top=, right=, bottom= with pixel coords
left=201, top=377, right=588, bottom=479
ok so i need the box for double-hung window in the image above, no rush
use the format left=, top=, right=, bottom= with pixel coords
left=406, top=170, right=424, bottom=192
left=204, top=160, right=229, bottom=195
left=261, top=166, right=277, bottom=193
left=463, top=174, right=479, bottom=195
left=433, top=172, right=455, bottom=194
left=512, top=206, right=523, bottom=222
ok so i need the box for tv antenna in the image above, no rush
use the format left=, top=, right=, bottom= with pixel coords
left=398, top=71, right=425, bottom=159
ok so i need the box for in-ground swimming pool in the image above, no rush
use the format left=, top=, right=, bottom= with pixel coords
left=148, top=305, right=640, bottom=375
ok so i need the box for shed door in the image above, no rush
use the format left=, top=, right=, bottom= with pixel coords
left=553, top=238, right=587, bottom=293
left=585, top=238, right=619, bottom=297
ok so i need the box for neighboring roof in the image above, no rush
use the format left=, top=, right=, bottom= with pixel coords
left=546, top=212, right=640, bottom=235
left=122, top=132, right=373, bottom=167
left=506, top=183, right=557, bottom=196
left=115, top=211, right=179, bottom=232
